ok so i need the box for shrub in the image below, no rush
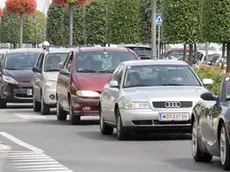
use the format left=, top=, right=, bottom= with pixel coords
left=192, top=65, right=225, bottom=94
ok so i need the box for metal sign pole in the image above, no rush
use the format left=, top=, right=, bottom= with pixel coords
left=157, top=26, right=161, bottom=59
left=151, top=0, right=157, bottom=60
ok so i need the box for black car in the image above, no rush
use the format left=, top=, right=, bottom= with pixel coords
left=0, top=48, right=42, bottom=108
left=192, top=76, right=230, bottom=170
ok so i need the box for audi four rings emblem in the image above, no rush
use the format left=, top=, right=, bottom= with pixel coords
left=164, top=101, right=181, bottom=108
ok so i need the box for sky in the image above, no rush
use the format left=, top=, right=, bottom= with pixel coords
left=0, top=0, right=51, bottom=14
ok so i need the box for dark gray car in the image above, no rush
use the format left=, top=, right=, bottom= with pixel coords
left=192, top=75, right=230, bottom=170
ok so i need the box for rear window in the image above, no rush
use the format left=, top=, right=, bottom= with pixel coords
left=4, top=52, right=40, bottom=70
left=76, top=51, right=137, bottom=73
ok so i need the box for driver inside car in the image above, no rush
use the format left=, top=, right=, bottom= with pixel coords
left=126, top=72, right=141, bottom=86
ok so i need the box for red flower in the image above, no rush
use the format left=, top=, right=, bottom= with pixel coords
left=5, top=0, right=37, bottom=15
left=52, top=0, right=91, bottom=6
left=0, top=8, right=3, bottom=17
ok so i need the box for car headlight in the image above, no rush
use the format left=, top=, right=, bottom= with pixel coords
left=45, top=81, right=56, bottom=88
left=2, top=75, right=19, bottom=85
left=76, top=90, right=100, bottom=98
left=125, top=101, right=150, bottom=109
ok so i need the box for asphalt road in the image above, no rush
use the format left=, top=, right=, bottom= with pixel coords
left=0, top=103, right=225, bottom=172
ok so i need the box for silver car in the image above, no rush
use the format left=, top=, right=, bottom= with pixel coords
left=99, top=60, right=214, bottom=140
left=32, top=48, right=72, bottom=115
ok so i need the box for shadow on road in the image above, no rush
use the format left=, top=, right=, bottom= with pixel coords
left=77, top=131, right=192, bottom=141
left=6, top=104, right=33, bottom=109
left=33, top=119, right=99, bottom=126
left=164, top=158, right=222, bottom=171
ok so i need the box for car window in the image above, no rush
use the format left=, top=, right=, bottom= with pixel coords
left=110, top=65, right=121, bottom=81
left=4, top=52, right=40, bottom=70
left=44, top=53, right=68, bottom=72
left=36, top=53, right=43, bottom=67
left=38, top=54, right=44, bottom=69
left=67, top=52, right=73, bottom=71
left=114, top=64, right=125, bottom=85
left=76, top=51, right=137, bottom=73
left=123, top=64, right=201, bottom=88
left=126, top=47, right=151, bottom=57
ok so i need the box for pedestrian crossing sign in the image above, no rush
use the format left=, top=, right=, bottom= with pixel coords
left=156, top=13, right=162, bottom=26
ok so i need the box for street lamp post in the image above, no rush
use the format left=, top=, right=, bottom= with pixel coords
left=151, top=0, right=157, bottom=60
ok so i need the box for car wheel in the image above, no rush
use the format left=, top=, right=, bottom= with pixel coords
left=220, top=123, right=230, bottom=170
left=0, top=99, right=6, bottom=109
left=192, top=120, right=212, bottom=162
left=33, top=94, right=41, bottom=112
left=99, top=106, right=113, bottom=135
left=41, top=93, right=50, bottom=115
left=57, top=97, right=67, bottom=121
left=116, top=108, right=128, bottom=140
left=69, top=100, right=80, bottom=125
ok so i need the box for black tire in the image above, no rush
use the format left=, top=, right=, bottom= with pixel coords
left=33, top=93, right=41, bottom=112
left=192, top=120, right=212, bottom=162
left=0, top=99, right=6, bottom=109
left=69, top=99, right=80, bottom=125
left=219, top=123, right=230, bottom=170
left=57, top=98, right=67, bottom=121
left=116, top=108, right=128, bottom=140
left=99, top=106, right=113, bottom=135
left=41, top=94, right=50, bottom=115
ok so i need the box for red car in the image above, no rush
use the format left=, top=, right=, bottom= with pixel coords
left=56, top=47, right=139, bottom=125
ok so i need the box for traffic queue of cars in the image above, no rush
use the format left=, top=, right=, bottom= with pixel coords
left=1, top=46, right=230, bottom=170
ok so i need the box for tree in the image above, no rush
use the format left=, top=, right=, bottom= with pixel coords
left=106, top=0, right=139, bottom=44
left=62, top=5, right=84, bottom=46
left=52, top=0, right=91, bottom=47
left=85, top=0, right=106, bottom=45
left=139, top=0, right=162, bottom=44
left=5, top=0, right=37, bottom=48
left=0, top=8, right=3, bottom=17
left=161, top=0, right=201, bottom=65
left=0, top=8, right=19, bottom=47
left=23, top=10, right=46, bottom=46
left=47, top=3, right=66, bottom=45
left=200, top=0, right=230, bottom=72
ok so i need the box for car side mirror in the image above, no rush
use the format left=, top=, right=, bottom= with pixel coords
left=200, top=92, right=218, bottom=101
left=202, top=78, right=213, bottom=86
left=32, top=67, right=41, bottom=73
left=109, top=80, right=119, bottom=88
left=60, top=69, right=70, bottom=76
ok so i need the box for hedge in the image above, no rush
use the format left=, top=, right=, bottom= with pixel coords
left=192, top=65, right=226, bottom=95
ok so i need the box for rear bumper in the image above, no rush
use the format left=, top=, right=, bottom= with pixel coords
left=71, top=96, right=99, bottom=116
left=1, top=82, right=32, bottom=103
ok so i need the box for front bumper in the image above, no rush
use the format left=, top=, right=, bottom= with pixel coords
left=71, top=96, right=99, bottom=116
left=43, top=88, right=56, bottom=106
left=1, top=82, right=33, bottom=103
left=120, top=108, right=192, bottom=133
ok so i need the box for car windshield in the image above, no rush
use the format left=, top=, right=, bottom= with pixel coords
left=44, top=53, right=68, bottom=72
left=123, top=64, right=201, bottom=88
left=167, top=51, right=189, bottom=59
left=76, top=51, right=137, bottom=73
left=4, top=52, right=40, bottom=70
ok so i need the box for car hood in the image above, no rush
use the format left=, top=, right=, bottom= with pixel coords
left=3, top=69, right=33, bottom=82
left=76, top=73, right=111, bottom=92
left=44, top=72, right=59, bottom=81
left=122, top=86, right=208, bottom=102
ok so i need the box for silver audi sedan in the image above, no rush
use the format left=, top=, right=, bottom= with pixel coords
left=99, top=60, right=213, bottom=140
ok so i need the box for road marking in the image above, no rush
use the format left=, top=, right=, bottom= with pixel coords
left=0, top=132, right=43, bottom=153
left=15, top=113, right=47, bottom=120
left=5, top=151, right=74, bottom=172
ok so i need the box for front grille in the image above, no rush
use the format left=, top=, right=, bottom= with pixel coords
left=152, top=101, right=193, bottom=108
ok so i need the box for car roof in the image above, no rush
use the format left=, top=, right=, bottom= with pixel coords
left=45, top=48, right=74, bottom=54
left=6, top=48, right=43, bottom=54
left=122, top=60, right=188, bottom=66
left=117, top=44, right=151, bottom=48
left=76, top=47, right=131, bottom=53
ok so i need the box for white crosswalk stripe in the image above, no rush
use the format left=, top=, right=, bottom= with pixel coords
left=2, top=151, right=74, bottom=172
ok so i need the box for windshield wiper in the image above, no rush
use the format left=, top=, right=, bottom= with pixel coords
left=158, top=83, right=186, bottom=86
left=125, top=84, right=150, bottom=88
left=45, top=69, right=60, bottom=72
left=5, top=68, right=19, bottom=70
left=98, top=70, right=114, bottom=73
left=77, top=69, right=97, bottom=73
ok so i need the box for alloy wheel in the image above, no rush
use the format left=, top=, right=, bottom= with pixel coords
left=220, top=126, right=227, bottom=165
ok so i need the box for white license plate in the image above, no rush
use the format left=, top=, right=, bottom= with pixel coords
left=158, top=112, right=190, bottom=121
left=27, top=89, right=32, bottom=96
